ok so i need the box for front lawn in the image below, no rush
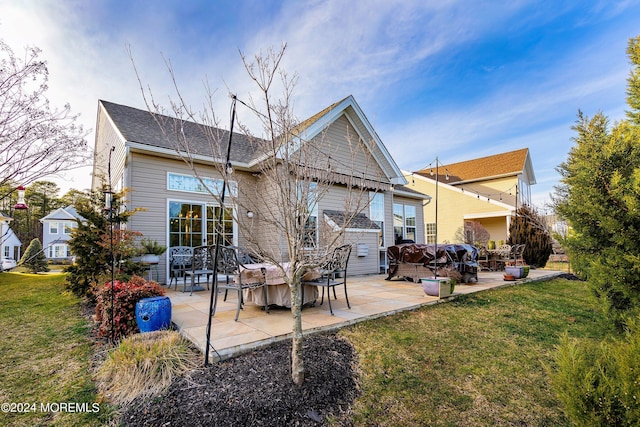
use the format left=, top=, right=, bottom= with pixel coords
left=0, top=273, right=111, bottom=427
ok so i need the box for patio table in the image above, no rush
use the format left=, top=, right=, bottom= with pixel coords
left=238, top=262, right=319, bottom=308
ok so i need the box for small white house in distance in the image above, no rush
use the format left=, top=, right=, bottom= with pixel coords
left=0, top=211, right=22, bottom=269
left=40, top=206, right=84, bottom=261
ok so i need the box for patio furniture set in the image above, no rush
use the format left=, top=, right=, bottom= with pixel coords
left=168, top=244, right=352, bottom=321
left=386, top=243, right=479, bottom=283
left=477, top=244, right=526, bottom=271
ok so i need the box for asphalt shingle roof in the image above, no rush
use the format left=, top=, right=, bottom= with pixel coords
left=323, top=210, right=380, bottom=230
left=100, top=100, right=262, bottom=163
left=414, top=148, right=529, bottom=184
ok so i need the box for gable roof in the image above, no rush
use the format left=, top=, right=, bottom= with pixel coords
left=99, top=100, right=260, bottom=164
left=40, top=206, right=85, bottom=222
left=415, top=148, right=535, bottom=185
left=293, top=95, right=406, bottom=185
left=100, top=96, right=407, bottom=185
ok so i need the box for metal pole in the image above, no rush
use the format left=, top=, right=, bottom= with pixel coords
left=433, top=158, right=438, bottom=279
left=205, top=95, right=236, bottom=366
left=108, top=146, right=115, bottom=344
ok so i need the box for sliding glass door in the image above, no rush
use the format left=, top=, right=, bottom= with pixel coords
left=169, top=201, right=233, bottom=248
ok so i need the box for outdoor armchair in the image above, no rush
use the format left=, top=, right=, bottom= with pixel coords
left=212, top=245, right=269, bottom=322
left=302, top=244, right=352, bottom=316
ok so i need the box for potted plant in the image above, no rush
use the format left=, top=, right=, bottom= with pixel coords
left=140, top=239, right=167, bottom=264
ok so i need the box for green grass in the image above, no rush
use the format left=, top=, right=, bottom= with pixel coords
left=340, top=278, right=605, bottom=426
left=0, top=272, right=605, bottom=426
left=0, top=272, right=112, bottom=427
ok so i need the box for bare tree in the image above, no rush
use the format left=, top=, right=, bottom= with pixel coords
left=454, top=221, right=490, bottom=246
left=133, top=45, right=384, bottom=384
left=0, top=39, right=90, bottom=200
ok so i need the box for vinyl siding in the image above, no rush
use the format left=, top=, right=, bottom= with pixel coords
left=92, top=106, right=127, bottom=191
left=127, top=153, right=244, bottom=283
left=308, top=115, right=387, bottom=183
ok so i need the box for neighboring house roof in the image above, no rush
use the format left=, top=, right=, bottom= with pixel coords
left=0, top=223, right=21, bottom=246
left=99, top=95, right=407, bottom=185
left=0, top=211, right=11, bottom=223
left=323, top=210, right=380, bottom=231
left=40, top=206, right=85, bottom=223
left=414, top=148, right=536, bottom=185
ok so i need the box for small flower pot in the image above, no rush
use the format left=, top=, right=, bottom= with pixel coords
left=505, top=266, right=523, bottom=279
left=503, top=274, right=515, bottom=281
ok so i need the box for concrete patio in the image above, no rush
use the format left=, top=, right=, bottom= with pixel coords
left=167, top=269, right=563, bottom=362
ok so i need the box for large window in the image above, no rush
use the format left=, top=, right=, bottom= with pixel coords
left=299, top=183, right=318, bottom=247
left=393, top=203, right=417, bottom=244
left=49, top=222, right=58, bottom=234
left=370, top=192, right=384, bottom=247
left=169, top=201, right=234, bottom=248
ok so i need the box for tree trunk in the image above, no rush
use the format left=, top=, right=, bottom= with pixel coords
left=290, top=279, right=305, bottom=385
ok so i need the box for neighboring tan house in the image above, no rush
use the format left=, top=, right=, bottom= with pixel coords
left=0, top=212, right=22, bottom=264
left=40, top=206, right=83, bottom=261
left=405, top=148, right=536, bottom=245
left=91, top=95, right=428, bottom=283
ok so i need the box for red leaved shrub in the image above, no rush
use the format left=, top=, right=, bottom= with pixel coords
left=95, top=275, right=166, bottom=340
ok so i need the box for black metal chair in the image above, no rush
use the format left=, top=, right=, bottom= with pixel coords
left=168, top=246, right=193, bottom=290
left=184, top=245, right=214, bottom=295
left=302, top=244, right=352, bottom=315
left=212, top=246, right=269, bottom=321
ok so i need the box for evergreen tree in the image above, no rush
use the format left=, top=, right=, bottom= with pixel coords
left=20, top=238, right=48, bottom=273
left=65, top=188, right=144, bottom=297
left=507, top=205, right=552, bottom=267
left=554, top=35, right=640, bottom=329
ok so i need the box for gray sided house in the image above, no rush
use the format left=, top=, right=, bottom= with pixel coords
left=40, top=206, right=84, bottom=260
left=92, top=95, right=428, bottom=284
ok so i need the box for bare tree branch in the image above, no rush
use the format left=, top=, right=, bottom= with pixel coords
left=0, top=39, right=90, bottom=195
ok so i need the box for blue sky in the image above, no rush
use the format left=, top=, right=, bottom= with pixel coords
left=1, top=0, right=639, bottom=209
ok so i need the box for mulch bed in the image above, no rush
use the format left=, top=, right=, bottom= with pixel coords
left=119, top=333, right=360, bottom=426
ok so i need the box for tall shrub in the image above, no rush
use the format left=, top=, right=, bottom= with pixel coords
left=552, top=319, right=640, bottom=426
left=65, top=189, right=143, bottom=298
left=507, top=205, right=552, bottom=267
left=554, top=35, right=640, bottom=329
left=20, top=238, right=49, bottom=273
